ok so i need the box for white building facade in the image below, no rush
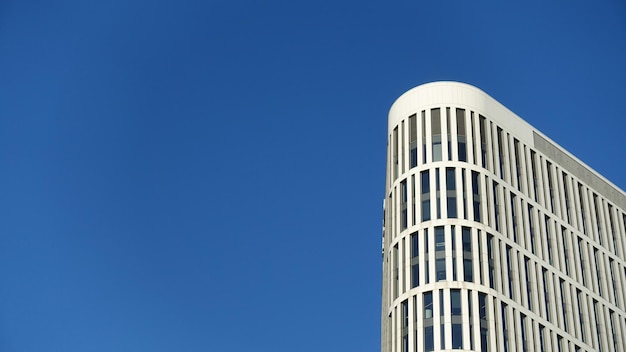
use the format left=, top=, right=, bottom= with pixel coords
left=381, top=82, right=626, bottom=352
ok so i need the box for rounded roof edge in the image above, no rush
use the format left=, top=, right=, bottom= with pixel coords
left=388, top=81, right=536, bottom=145
left=390, top=81, right=485, bottom=107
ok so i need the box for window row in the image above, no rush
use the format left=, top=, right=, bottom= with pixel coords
left=389, top=108, right=477, bottom=178
left=388, top=225, right=626, bottom=332
left=391, top=226, right=476, bottom=298
left=387, top=167, right=481, bottom=236
left=388, top=108, right=514, bottom=183
left=387, top=108, right=626, bottom=258
left=393, top=289, right=488, bottom=352
left=388, top=170, right=626, bottom=305
left=389, top=287, right=625, bottom=352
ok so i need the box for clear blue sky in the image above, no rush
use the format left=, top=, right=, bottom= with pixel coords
left=1, top=1, right=625, bottom=351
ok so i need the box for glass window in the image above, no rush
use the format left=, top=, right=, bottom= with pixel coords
left=506, top=246, right=513, bottom=299
left=608, top=204, right=616, bottom=253
left=447, top=107, right=452, bottom=161
left=401, top=180, right=407, bottom=230
left=411, top=232, right=419, bottom=256
left=594, top=249, right=603, bottom=296
left=409, top=114, right=418, bottom=168
left=435, top=226, right=445, bottom=250
left=461, top=169, right=468, bottom=219
left=577, top=289, right=585, bottom=342
left=487, top=234, right=495, bottom=289
left=400, top=300, right=408, bottom=352
left=422, top=110, right=427, bottom=164
left=411, top=262, right=419, bottom=288
left=530, top=150, right=538, bottom=202
left=422, top=171, right=430, bottom=221
left=477, top=230, right=484, bottom=285
left=451, top=225, right=457, bottom=281
left=472, top=171, right=481, bottom=222
left=462, top=227, right=471, bottom=252
left=479, top=291, right=487, bottom=319
left=528, top=205, right=536, bottom=255
left=393, top=245, right=399, bottom=298
left=400, top=240, right=405, bottom=294
left=578, top=183, right=587, bottom=234
left=560, top=279, right=568, bottom=332
left=547, top=161, right=555, bottom=212
left=432, top=108, right=442, bottom=162
left=435, top=227, right=446, bottom=278
left=497, top=127, right=504, bottom=179
left=501, top=303, right=509, bottom=352
left=479, top=115, right=487, bottom=168
left=468, top=290, right=475, bottom=350
left=425, top=229, right=430, bottom=284
left=424, top=291, right=433, bottom=318
left=470, top=111, right=477, bottom=164
left=479, top=293, right=488, bottom=352
left=593, top=194, right=603, bottom=245
left=525, top=258, right=532, bottom=310
left=435, top=168, right=441, bottom=219
left=436, top=258, right=446, bottom=281
left=439, top=290, right=445, bottom=349
left=521, top=314, right=528, bottom=352
left=542, top=269, right=551, bottom=321
left=424, top=325, right=434, bottom=352
left=578, top=239, right=587, bottom=286
left=563, top=172, right=571, bottom=224
left=392, top=127, right=399, bottom=179
left=424, top=291, right=434, bottom=352
left=463, top=227, right=473, bottom=282
left=561, top=227, right=570, bottom=276
left=452, top=323, right=462, bottom=349
left=493, top=181, right=500, bottom=232
left=411, top=232, right=419, bottom=288
left=510, top=194, right=518, bottom=242
left=456, top=109, right=467, bottom=162
left=411, top=175, right=416, bottom=227
left=610, top=310, right=618, bottom=351
left=446, top=168, right=457, bottom=218
left=609, top=259, right=617, bottom=305
left=545, top=216, right=553, bottom=265
left=451, top=289, right=461, bottom=315
left=402, top=300, right=409, bottom=328
left=514, top=139, right=521, bottom=191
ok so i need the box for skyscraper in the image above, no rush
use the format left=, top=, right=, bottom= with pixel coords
left=381, top=82, right=626, bottom=352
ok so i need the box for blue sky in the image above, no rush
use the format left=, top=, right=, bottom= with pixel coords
left=1, top=1, right=625, bottom=351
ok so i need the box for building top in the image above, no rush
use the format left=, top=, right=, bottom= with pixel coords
left=388, top=81, right=626, bottom=208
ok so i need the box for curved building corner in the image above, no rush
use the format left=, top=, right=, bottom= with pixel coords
left=381, top=81, right=626, bottom=352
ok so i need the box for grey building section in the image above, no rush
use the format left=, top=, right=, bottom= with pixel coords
left=533, top=131, right=626, bottom=207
